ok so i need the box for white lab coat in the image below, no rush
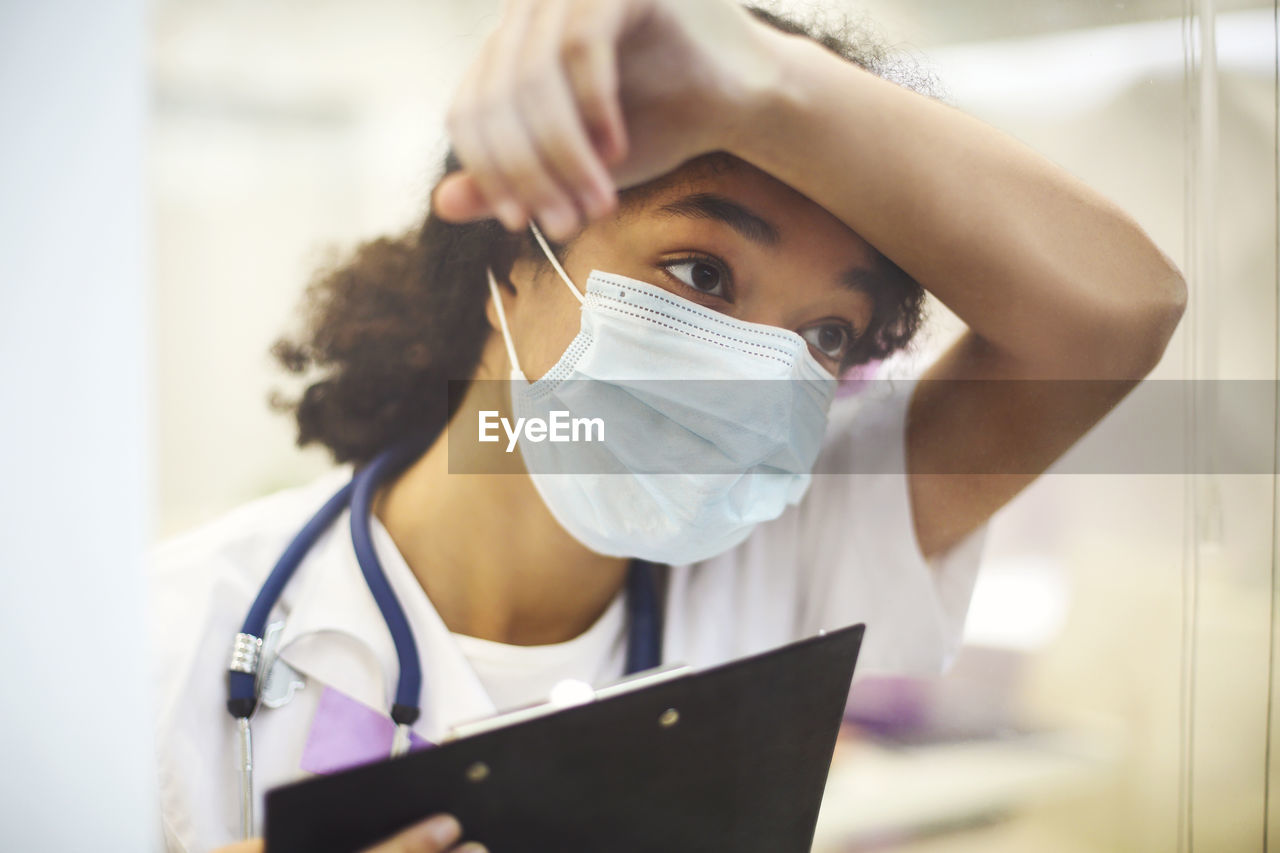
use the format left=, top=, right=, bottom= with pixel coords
left=148, top=377, right=986, bottom=852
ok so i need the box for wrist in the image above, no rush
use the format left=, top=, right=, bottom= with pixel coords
left=721, top=28, right=866, bottom=174
left=720, top=27, right=812, bottom=161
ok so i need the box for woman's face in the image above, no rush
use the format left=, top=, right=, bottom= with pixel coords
left=490, top=156, right=879, bottom=380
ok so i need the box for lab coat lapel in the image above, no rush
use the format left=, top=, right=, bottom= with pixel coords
left=274, top=511, right=395, bottom=713
left=272, top=504, right=498, bottom=742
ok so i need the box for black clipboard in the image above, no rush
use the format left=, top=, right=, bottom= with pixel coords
left=265, top=623, right=864, bottom=853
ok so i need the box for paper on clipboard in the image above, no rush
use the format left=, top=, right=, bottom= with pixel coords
left=446, top=664, right=693, bottom=741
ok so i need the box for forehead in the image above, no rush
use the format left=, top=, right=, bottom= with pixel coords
left=619, top=155, right=877, bottom=267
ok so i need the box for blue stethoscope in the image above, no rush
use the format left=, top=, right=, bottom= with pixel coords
left=224, top=441, right=664, bottom=838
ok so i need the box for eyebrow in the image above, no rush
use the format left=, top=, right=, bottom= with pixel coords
left=839, top=264, right=886, bottom=295
left=654, top=193, right=781, bottom=247
left=656, top=189, right=892, bottom=312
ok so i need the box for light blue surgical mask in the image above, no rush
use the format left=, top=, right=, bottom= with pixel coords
left=484, top=224, right=836, bottom=565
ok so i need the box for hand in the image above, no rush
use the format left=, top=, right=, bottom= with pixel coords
left=434, top=0, right=786, bottom=239
left=211, top=813, right=486, bottom=853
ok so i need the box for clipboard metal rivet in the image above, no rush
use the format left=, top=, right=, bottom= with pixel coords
left=658, top=708, right=679, bottom=728
left=466, top=761, right=490, bottom=783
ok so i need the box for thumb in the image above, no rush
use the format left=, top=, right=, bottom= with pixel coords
left=432, top=173, right=498, bottom=225
left=362, top=813, right=465, bottom=853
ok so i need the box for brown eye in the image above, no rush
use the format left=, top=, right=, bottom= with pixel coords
left=801, top=323, right=853, bottom=361
left=663, top=260, right=726, bottom=297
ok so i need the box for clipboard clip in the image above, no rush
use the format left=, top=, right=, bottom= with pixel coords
left=446, top=663, right=692, bottom=742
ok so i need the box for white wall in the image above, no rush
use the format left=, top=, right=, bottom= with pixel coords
left=0, top=0, right=157, bottom=849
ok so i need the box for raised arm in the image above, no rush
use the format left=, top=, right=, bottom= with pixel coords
left=433, top=0, right=1187, bottom=558
left=733, top=31, right=1187, bottom=556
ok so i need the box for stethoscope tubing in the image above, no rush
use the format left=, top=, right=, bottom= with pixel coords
left=224, top=441, right=663, bottom=839
left=348, top=442, right=426, bottom=725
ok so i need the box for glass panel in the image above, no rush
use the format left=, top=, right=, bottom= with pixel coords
left=150, top=1, right=1278, bottom=850
left=795, top=2, right=1278, bottom=852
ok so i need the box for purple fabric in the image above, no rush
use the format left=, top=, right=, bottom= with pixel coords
left=300, top=686, right=434, bottom=775
left=836, top=360, right=880, bottom=397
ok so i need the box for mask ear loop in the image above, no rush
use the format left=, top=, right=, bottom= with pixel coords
left=528, top=220, right=585, bottom=305
left=486, top=267, right=524, bottom=377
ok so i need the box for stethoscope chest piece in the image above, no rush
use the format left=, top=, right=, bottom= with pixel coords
left=256, top=621, right=306, bottom=710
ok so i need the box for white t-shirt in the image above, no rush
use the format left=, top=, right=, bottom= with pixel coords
left=148, top=378, right=986, bottom=852
left=450, top=594, right=628, bottom=712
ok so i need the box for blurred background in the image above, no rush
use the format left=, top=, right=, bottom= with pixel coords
left=146, top=1, right=1277, bottom=851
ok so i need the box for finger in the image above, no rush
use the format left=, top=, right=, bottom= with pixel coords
left=212, top=841, right=264, bottom=853
left=448, top=79, right=523, bottom=230
left=361, top=813, right=465, bottom=853
left=474, top=0, right=582, bottom=239
left=432, top=172, right=492, bottom=223
left=445, top=13, right=530, bottom=231
left=511, top=2, right=617, bottom=221
left=481, top=84, right=583, bottom=240
left=561, top=1, right=628, bottom=166
left=516, top=55, right=617, bottom=221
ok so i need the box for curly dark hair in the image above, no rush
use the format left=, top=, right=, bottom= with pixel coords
left=272, top=4, right=935, bottom=466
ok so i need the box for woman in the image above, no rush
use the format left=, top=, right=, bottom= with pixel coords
left=150, top=1, right=1186, bottom=851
